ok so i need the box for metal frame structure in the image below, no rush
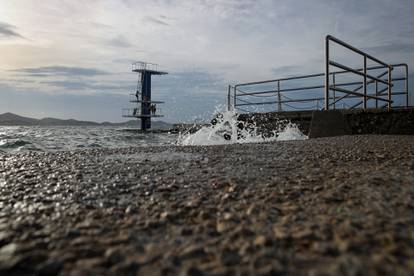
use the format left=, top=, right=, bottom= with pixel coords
left=132, top=61, right=160, bottom=73
left=228, top=35, right=409, bottom=113
left=123, top=61, right=167, bottom=130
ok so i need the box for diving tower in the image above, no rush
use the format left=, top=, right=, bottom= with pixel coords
left=122, top=62, right=167, bottom=130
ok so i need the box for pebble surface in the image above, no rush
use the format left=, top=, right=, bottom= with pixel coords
left=0, top=135, right=414, bottom=275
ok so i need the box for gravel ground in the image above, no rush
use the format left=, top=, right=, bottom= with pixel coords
left=0, top=135, right=414, bottom=275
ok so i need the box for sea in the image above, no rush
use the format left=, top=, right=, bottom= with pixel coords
left=0, top=111, right=308, bottom=154
left=0, top=126, right=178, bottom=154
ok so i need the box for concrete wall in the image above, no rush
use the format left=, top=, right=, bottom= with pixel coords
left=239, top=108, right=414, bottom=137
left=344, top=109, right=414, bottom=135
left=237, top=111, right=313, bottom=136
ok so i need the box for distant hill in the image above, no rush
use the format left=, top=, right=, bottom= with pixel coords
left=0, top=112, right=41, bottom=125
left=0, top=112, right=172, bottom=129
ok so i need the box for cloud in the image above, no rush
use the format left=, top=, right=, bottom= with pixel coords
left=22, top=73, right=53, bottom=78
left=271, top=66, right=302, bottom=77
left=41, top=80, right=87, bottom=90
left=112, top=58, right=138, bottom=64
left=365, top=43, right=414, bottom=55
left=40, top=80, right=131, bottom=91
left=89, top=21, right=112, bottom=30
left=144, top=16, right=170, bottom=26
left=0, top=22, right=24, bottom=39
left=13, top=66, right=109, bottom=77
left=1, top=0, right=414, bottom=122
left=158, top=70, right=225, bottom=93
left=106, top=35, right=132, bottom=48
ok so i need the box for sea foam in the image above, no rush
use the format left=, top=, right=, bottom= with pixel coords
left=177, top=110, right=307, bottom=146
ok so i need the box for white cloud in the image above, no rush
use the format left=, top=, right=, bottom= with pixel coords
left=0, top=0, right=413, bottom=121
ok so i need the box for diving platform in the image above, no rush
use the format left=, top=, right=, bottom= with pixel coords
left=128, top=94, right=164, bottom=104
left=122, top=61, right=168, bottom=130
left=132, top=62, right=168, bottom=75
left=122, top=108, right=164, bottom=118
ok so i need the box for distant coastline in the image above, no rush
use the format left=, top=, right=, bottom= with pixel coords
left=0, top=112, right=172, bottom=128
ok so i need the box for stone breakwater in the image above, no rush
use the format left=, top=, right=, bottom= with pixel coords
left=0, top=135, right=414, bottom=275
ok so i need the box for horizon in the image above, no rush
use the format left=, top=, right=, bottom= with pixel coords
left=0, top=111, right=174, bottom=124
left=1, top=0, right=413, bottom=123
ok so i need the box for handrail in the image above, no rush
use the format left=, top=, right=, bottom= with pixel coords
left=131, top=61, right=160, bottom=72
left=329, top=61, right=392, bottom=86
left=325, top=35, right=393, bottom=110
left=234, top=75, right=404, bottom=97
left=234, top=93, right=407, bottom=108
left=326, top=35, right=389, bottom=67
left=329, top=69, right=389, bottom=107
left=230, top=65, right=408, bottom=112
left=227, top=36, right=409, bottom=113
left=122, top=107, right=164, bottom=118
left=234, top=63, right=402, bottom=88
left=329, top=86, right=392, bottom=102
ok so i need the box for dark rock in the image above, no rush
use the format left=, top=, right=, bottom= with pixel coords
left=105, top=248, right=125, bottom=265
left=180, top=245, right=207, bottom=260
left=110, top=260, right=140, bottom=276
left=181, top=266, right=204, bottom=276
left=220, top=250, right=240, bottom=266
left=37, top=259, right=63, bottom=276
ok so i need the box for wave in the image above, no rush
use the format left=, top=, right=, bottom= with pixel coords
left=0, top=139, right=33, bottom=149
left=177, top=110, right=307, bottom=146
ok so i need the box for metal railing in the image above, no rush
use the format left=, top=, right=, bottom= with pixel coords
left=228, top=35, right=409, bottom=113
left=122, top=107, right=164, bottom=118
left=326, top=35, right=392, bottom=110
left=128, top=93, right=165, bottom=104
left=132, top=61, right=159, bottom=72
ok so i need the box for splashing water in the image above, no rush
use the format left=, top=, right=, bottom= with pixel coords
left=177, top=110, right=307, bottom=146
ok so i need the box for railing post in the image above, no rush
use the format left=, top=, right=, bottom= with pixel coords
left=277, top=80, right=282, bottom=112
left=227, top=85, right=231, bottom=111
left=325, top=36, right=330, bottom=110
left=363, top=55, right=367, bottom=109
left=233, top=85, right=237, bottom=112
left=332, top=73, right=336, bottom=110
left=405, top=64, right=409, bottom=108
left=388, top=66, right=392, bottom=110
left=375, top=80, right=378, bottom=109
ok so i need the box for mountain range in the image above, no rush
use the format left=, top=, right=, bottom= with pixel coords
left=0, top=112, right=172, bottom=129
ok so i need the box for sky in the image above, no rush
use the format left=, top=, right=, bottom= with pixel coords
left=0, top=0, right=413, bottom=123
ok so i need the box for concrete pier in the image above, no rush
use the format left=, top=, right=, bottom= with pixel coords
left=238, top=108, right=414, bottom=137
left=1, top=135, right=414, bottom=274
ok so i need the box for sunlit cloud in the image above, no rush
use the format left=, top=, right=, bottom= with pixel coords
left=0, top=0, right=413, bottom=122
